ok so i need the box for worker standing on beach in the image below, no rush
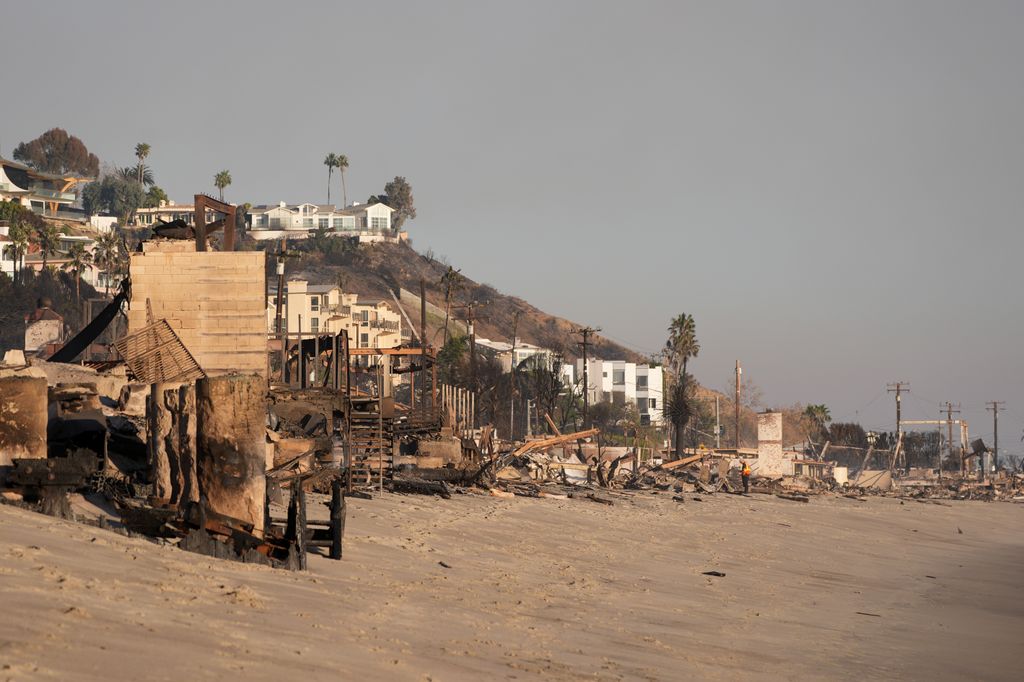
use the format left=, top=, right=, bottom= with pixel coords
left=741, top=460, right=751, bottom=493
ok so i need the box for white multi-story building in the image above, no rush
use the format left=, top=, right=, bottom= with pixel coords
left=570, top=359, right=665, bottom=426
left=248, top=201, right=396, bottom=242
left=267, top=279, right=403, bottom=349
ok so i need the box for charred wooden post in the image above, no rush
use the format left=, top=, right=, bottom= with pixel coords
left=177, top=383, right=199, bottom=504
left=148, top=382, right=174, bottom=503
left=286, top=481, right=308, bottom=570
left=330, top=478, right=345, bottom=560
left=196, top=374, right=267, bottom=536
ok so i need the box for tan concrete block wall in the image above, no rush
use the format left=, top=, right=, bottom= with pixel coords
left=129, top=250, right=267, bottom=378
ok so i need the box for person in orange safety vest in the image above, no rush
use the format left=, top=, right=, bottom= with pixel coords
left=741, top=460, right=751, bottom=493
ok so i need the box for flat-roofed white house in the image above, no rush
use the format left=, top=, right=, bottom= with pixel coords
left=132, top=200, right=203, bottom=227
left=567, top=360, right=665, bottom=426
left=248, top=201, right=398, bottom=242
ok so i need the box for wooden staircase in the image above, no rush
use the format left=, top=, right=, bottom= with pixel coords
left=349, top=408, right=394, bottom=490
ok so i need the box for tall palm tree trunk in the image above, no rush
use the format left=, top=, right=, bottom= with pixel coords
left=341, top=170, right=348, bottom=208
left=327, top=168, right=332, bottom=204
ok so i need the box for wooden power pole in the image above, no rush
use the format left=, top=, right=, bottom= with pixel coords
left=986, top=401, right=1005, bottom=472
left=573, top=326, right=600, bottom=429
left=509, top=311, right=520, bottom=441
left=887, top=381, right=910, bottom=437
left=941, top=402, right=960, bottom=481
left=734, top=360, right=741, bottom=450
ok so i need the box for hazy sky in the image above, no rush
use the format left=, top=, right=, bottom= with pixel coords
left=4, top=1, right=1023, bottom=456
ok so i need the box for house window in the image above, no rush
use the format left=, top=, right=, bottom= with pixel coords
left=361, top=310, right=369, bottom=322
left=371, top=216, right=388, bottom=230
left=637, top=375, right=648, bottom=389
left=303, top=218, right=314, bottom=228
left=310, top=296, right=319, bottom=312
left=650, top=398, right=657, bottom=409
left=360, top=333, right=369, bottom=346
left=613, top=370, right=625, bottom=385
left=310, top=318, right=319, bottom=333
left=319, top=218, right=329, bottom=229
left=640, top=414, right=651, bottom=426
left=332, top=218, right=344, bottom=229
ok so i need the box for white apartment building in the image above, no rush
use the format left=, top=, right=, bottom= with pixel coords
left=570, top=360, right=665, bottom=426
left=248, top=201, right=395, bottom=242
left=267, top=279, right=402, bottom=349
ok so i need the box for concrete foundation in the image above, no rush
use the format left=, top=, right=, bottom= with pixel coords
left=0, top=375, right=48, bottom=466
left=196, top=374, right=266, bottom=535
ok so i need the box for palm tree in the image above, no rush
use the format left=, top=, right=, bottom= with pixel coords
left=664, top=313, right=700, bottom=458
left=119, top=165, right=155, bottom=187
left=4, top=221, right=31, bottom=285
left=37, top=223, right=62, bottom=270
left=323, top=153, right=340, bottom=204
left=61, top=243, right=93, bottom=301
left=214, top=170, right=232, bottom=201
left=803, top=404, right=832, bottom=442
left=92, top=232, right=122, bottom=296
left=135, top=143, right=151, bottom=185
left=337, top=154, right=349, bottom=207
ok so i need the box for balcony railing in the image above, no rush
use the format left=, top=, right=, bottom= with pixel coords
left=369, top=319, right=400, bottom=332
left=31, top=188, right=76, bottom=202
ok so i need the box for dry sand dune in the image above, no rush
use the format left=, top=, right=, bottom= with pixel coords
left=1, top=492, right=1022, bottom=681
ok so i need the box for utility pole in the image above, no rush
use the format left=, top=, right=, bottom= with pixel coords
left=986, top=401, right=1005, bottom=473
left=272, top=239, right=289, bottom=337
left=466, top=304, right=478, bottom=427
left=715, top=395, right=721, bottom=450
left=419, top=278, right=428, bottom=410
left=509, top=311, right=520, bottom=441
left=887, top=381, right=910, bottom=437
left=572, top=326, right=600, bottom=429
left=734, top=361, right=741, bottom=450
left=941, top=402, right=960, bottom=482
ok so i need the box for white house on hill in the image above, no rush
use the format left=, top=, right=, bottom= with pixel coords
left=248, top=201, right=397, bottom=242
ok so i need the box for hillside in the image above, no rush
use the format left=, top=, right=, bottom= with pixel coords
left=279, top=240, right=645, bottom=363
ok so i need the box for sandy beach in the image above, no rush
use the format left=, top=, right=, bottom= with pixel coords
left=1, top=491, right=1022, bottom=681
